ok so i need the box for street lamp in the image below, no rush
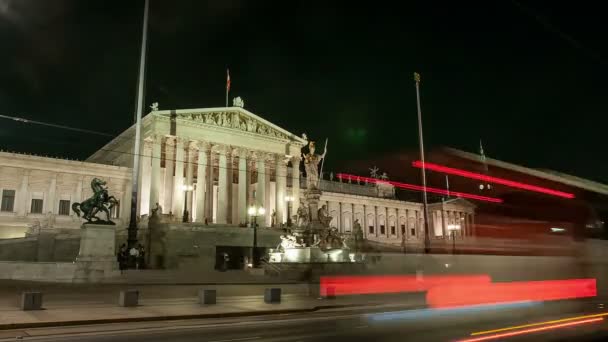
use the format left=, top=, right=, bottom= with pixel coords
left=248, top=205, right=266, bottom=267
left=285, top=195, right=294, bottom=227
left=447, top=224, right=461, bottom=254
left=181, top=184, right=193, bottom=223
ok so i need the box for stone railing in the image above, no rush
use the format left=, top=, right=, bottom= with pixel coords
left=299, top=177, right=380, bottom=197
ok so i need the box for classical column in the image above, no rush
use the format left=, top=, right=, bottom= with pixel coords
left=374, top=206, right=379, bottom=237
left=338, top=202, right=343, bottom=232
left=46, top=174, right=57, bottom=214
left=471, top=213, right=476, bottom=236
left=138, top=137, right=153, bottom=215
left=172, top=137, right=185, bottom=217
left=363, top=205, right=369, bottom=238
left=441, top=209, right=447, bottom=238
left=385, top=207, right=389, bottom=236
left=163, top=136, right=175, bottom=213
left=255, top=152, right=266, bottom=210
left=264, top=155, right=271, bottom=226
left=149, top=134, right=162, bottom=214
left=195, top=141, right=209, bottom=223
left=351, top=203, right=355, bottom=233
left=216, top=145, right=229, bottom=224
left=275, top=154, right=287, bottom=226
left=205, top=145, right=215, bottom=221
left=291, top=156, right=301, bottom=218
left=237, top=149, right=248, bottom=225
left=185, top=141, right=197, bottom=221
left=73, top=175, right=83, bottom=218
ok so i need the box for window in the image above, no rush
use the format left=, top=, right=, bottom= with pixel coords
left=391, top=226, right=396, bottom=235
left=111, top=200, right=120, bottom=219
left=1, top=190, right=15, bottom=212
left=369, top=226, right=374, bottom=234
left=380, top=225, right=385, bottom=235
left=30, top=199, right=43, bottom=214
left=401, top=224, right=406, bottom=235
left=58, top=200, right=71, bottom=215
left=411, top=228, right=416, bottom=236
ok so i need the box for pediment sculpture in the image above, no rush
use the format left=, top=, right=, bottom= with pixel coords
left=174, top=111, right=291, bottom=139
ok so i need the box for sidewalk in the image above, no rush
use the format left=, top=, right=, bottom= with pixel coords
left=0, top=293, right=381, bottom=330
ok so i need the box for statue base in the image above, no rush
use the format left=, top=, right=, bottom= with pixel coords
left=269, top=247, right=352, bottom=263
left=73, top=224, right=119, bottom=283
left=302, top=189, right=326, bottom=245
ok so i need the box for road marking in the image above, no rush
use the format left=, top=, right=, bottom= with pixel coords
left=209, top=337, right=260, bottom=342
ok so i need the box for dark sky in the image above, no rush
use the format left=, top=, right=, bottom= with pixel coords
left=1, top=1, right=607, bottom=182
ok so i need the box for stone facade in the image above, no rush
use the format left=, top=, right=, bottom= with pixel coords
left=0, top=151, right=131, bottom=236
left=0, top=107, right=475, bottom=248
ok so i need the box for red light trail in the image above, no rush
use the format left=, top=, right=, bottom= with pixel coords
left=426, top=278, right=597, bottom=308
left=336, top=173, right=503, bottom=203
left=412, top=161, right=575, bottom=199
left=320, top=275, right=492, bottom=297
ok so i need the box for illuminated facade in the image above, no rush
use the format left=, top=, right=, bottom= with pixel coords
left=0, top=107, right=476, bottom=247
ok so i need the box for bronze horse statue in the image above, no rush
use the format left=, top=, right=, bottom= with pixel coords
left=72, top=178, right=119, bottom=225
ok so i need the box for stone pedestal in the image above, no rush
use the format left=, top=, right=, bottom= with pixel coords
left=304, top=189, right=325, bottom=246
left=277, top=247, right=350, bottom=263
left=73, top=224, right=119, bottom=283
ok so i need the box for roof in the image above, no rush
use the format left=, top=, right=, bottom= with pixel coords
left=445, top=147, right=608, bottom=196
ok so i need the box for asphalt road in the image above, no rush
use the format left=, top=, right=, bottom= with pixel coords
left=2, top=300, right=608, bottom=342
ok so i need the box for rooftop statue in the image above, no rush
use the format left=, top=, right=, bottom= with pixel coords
left=369, top=166, right=379, bottom=179
left=72, top=178, right=119, bottom=225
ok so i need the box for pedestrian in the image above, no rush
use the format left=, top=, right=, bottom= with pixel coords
left=137, top=244, right=146, bottom=269
left=220, top=252, right=229, bottom=272
left=129, top=245, right=140, bottom=269
left=117, top=244, right=127, bottom=274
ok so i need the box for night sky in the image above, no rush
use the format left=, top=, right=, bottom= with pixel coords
left=1, top=1, right=607, bottom=182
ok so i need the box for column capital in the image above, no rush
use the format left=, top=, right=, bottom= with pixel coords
left=187, top=140, right=199, bottom=152
left=148, top=133, right=163, bottom=143
left=164, top=136, right=176, bottom=146
left=198, top=140, right=211, bottom=152
left=143, top=137, right=154, bottom=149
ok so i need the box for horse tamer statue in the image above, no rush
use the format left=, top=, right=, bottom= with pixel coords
left=72, top=178, right=119, bottom=225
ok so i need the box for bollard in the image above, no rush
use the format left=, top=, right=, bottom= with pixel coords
left=199, top=289, right=217, bottom=305
left=264, top=288, right=281, bottom=304
left=119, top=289, right=139, bottom=307
left=21, top=292, right=43, bottom=311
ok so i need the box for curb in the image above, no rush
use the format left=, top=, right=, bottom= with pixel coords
left=0, top=303, right=365, bottom=331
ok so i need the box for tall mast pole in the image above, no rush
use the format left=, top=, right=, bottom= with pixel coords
left=128, top=0, right=150, bottom=249
left=414, top=72, right=431, bottom=254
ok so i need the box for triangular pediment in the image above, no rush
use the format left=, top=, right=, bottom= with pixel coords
left=429, top=197, right=477, bottom=209
left=152, top=107, right=307, bottom=144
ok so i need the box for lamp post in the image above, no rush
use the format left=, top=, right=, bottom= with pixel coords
left=447, top=224, right=461, bottom=255
left=248, top=205, right=266, bottom=267
left=285, top=195, right=294, bottom=227
left=181, top=185, right=193, bottom=222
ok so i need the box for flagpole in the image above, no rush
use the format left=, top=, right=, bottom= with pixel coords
left=127, top=0, right=149, bottom=250
left=225, top=69, right=230, bottom=107
left=414, top=72, right=431, bottom=254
